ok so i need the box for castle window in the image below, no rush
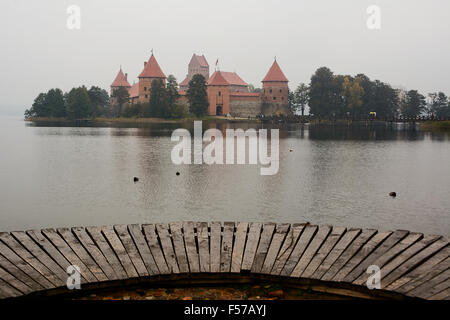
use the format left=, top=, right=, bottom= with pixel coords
left=144, top=87, right=147, bottom=91
left=270, top=89, right=272, bottom=93
left=218, top=91, right=221, bottom=96
left=280, top=89, right=282, bottom=93
left=273, top=97, right=276, bottom=100
left=145, top=94, right=148, bottom=98
left=282, top=97, right=284, bottom=100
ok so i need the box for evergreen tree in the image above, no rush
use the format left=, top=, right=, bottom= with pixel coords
left=66, top=86, right=92, bottom=119
left=149, top=79, right=168, bottom=118
left=111, top=86, right=130, bottom=116
left=309, top=67, right=339, bottom=117
left=400, top=90, right=426, bottom=117
left=88, top=86, right=109, bottom=117
left=187, top=74, right=209, bottom=117
left=428, top=92, right=449, bottom=118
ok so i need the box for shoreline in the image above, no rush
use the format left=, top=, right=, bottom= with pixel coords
left=24, top=116, right=262, bottom=124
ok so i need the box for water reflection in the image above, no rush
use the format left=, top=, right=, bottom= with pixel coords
left=0, top=118, right=448, bottom=235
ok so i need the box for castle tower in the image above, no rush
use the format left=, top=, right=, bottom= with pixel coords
left=261, top=59, right=289, bottom=113
left=206, top=71, right=231, bottom=115
left=138, top=54, right=166, bottom=103
left=179, top=54, right=210, bottom=91
left=110, top=67, right=131, bottom=105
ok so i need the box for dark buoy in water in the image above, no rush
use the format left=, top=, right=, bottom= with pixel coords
left=389, top=192, right=396, bottom=197
left=176, top=172, right=180, bottom=176
left=133, top=177, right=139, bottom=182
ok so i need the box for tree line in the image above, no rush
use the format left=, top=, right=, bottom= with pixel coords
left=26, top=74, right=210, bottom=119
left=25, top=86, right=110, bottom=119
left=289, top=67, right=450, bottom=118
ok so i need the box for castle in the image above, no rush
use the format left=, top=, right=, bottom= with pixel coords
left=110, top=53, right=290, bottom=117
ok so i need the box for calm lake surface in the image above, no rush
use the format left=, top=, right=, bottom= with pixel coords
left=0, top=116, right=449, bottom=235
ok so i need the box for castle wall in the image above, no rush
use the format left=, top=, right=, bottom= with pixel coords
left=229, top=96, right=262, bottom=117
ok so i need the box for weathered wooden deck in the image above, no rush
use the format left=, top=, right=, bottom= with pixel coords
left=0, top=222, right=448, bottom=300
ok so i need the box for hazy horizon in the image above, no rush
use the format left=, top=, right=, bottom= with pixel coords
left=1, top=0, right=449, bottom=115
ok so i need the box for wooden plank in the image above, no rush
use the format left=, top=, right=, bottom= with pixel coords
left=210, top=222, right=222, bottom=273
left=0, top=251, right=43, bottom=291
left=127, top=224, right=159, bottom=275
left=197, top=222, right=210, bottom=273
left=241, top=222, right=262, bottom=271
left=396, top=256, right=450, bottom=294
left=387, top=245, right=449, bottom=291
left=101, top=226, right=138, bottom=278
left=343, top=230, right=409, bottom=283
left=142, top=224, right=170, bottom=274
left=42, top=228, right=97, bottom=283
left=11, top=231, right=68, bottom=283
left=183, top=221, right=200, bottom=273
left=301, top=226, right=346, bottom=278
left=281, top=225, right=318, bottom=276
left=230, top=222, right=248, bottom=273
left=381, top=238, right=448, bottom=288
left=85, top=226, right=128, bottom=279
left=312, top=228, right=360, bottom=280
left=352, top=232, right=422, bottom=285
left=377, top=235, right=441, bottom=288
left=0, top=265, right=33, bottom=295
left=220, top=222, right=234, bottom=273
left=0, top=240, right=54, bottom=289
left=428, top=287, right=450, bottom=300
left=0, top=232, right=63, bottom=287
left=168, top=222, right=189, bottom=273
left=26, top=229, right=83, bottom=283
left=57, top=228, right=108, bottom=282
left=0, top=278, right=22, bottom=299
left=332, top=231, right=392, bottom=282
left=271, top=224, right=306, bottom=276
left=155, top=223, right=180, bottom=274
left=251, top=223, right=276, bottom=273
left=72, top=227, right=118, bottom=280
left=409, top=268, right=450, bottom=299
left=321, top=229, right=377, bottom=281
left=261, top=223, right=290, bottom=274
left=291, top=225, right=332, bottom=277
left=113, top=225, right=148, bottom=277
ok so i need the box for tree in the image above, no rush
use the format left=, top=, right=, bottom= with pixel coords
left=25, top=89, right=66, bottom=118
left=342, top=76, right=364, bottom=116
left=400, top=90, right=426, bottom=117
left=372, top=81, right=398, bottom=117
left=293, top=83, right=309, bottom=116
left=309, top=67, right=340, bottom=117
left=248, top=84, right=261, bottom=93
left=187, top=74, right=209, bottom=117
left=111, top=86, right=130, bottom=116
left=428, top=92, right=449, bottom=118
left=66, top=86, right=92, bottom=119
left=148, top=79, right=168, bottom=118
left=166, top=75, right=180, bottom=108
left=88, top=86, right=109, bottom=117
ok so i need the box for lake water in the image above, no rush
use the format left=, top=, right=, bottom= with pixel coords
left=0, top=116, right=449, bottom=235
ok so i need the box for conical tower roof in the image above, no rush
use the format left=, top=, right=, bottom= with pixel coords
left=138, top=54, right=166, bottom=78
left=262, top=60, right=288, bottom=82
left=111, top=68, right=131, bottom=87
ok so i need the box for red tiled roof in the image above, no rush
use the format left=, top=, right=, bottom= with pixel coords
left=128, top=82, right=139, bottom=98
left=230, top=92, right=260, bottom=97
left=193, top=54, right=209, bottom=67
left=262, top=60, right=288, bottom=82
left=111, top=69, right=131, bottom=87
left=179, top=76, right=189, bottom=86
left=207, top=71, right=248, bottom=86
left=138, top=54, right=166, bottom=78
left=207, top=71, right=229, bottom=86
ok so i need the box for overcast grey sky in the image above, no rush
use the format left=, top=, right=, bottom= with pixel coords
left=1, top=0, right=449, bottom=114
